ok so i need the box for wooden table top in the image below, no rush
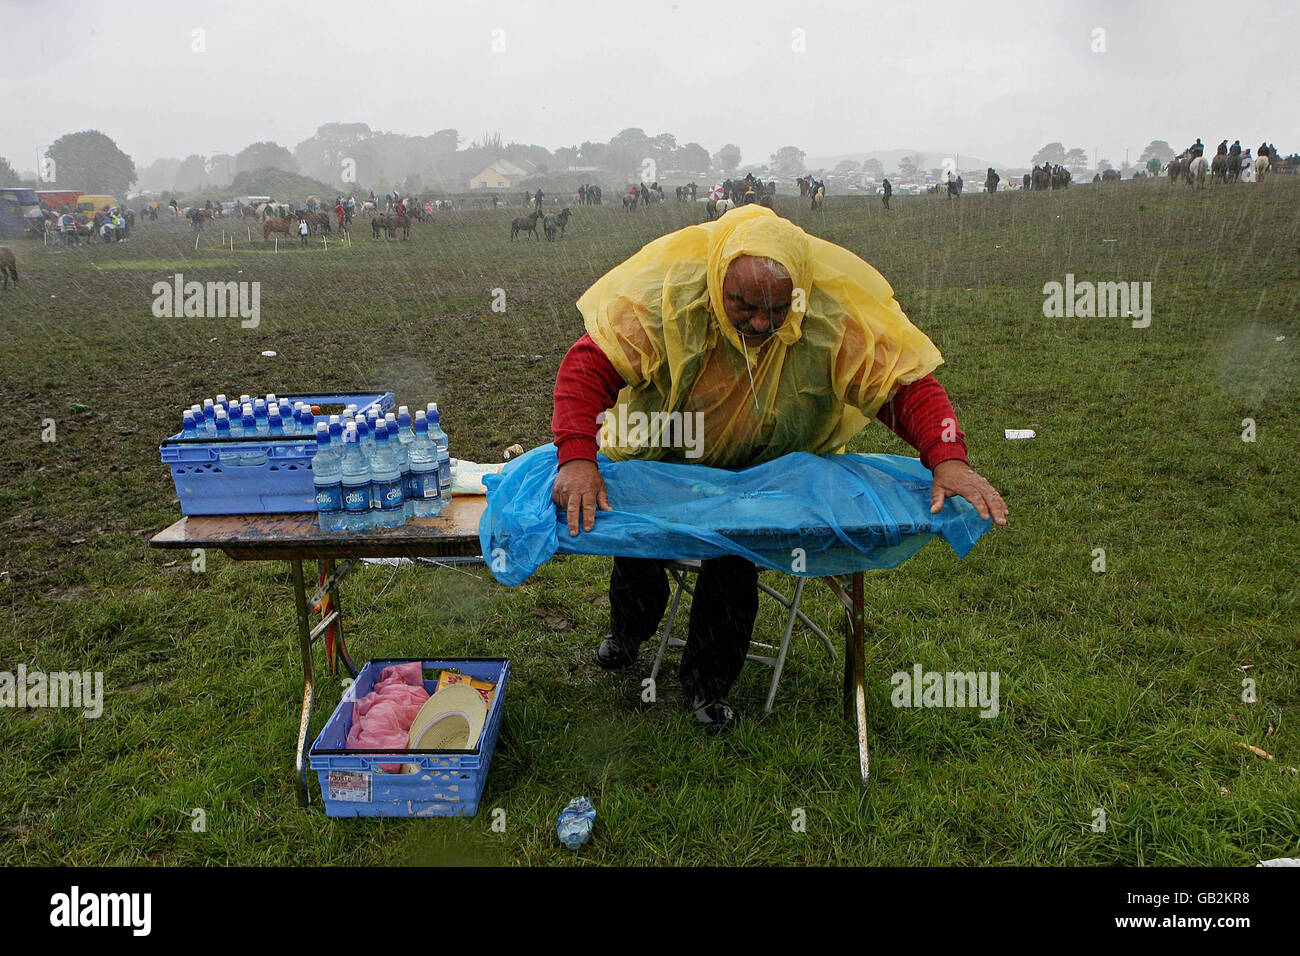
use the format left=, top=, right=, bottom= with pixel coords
left=149, top=496, right=488, bottom=561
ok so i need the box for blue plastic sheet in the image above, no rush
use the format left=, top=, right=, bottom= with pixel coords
left=479, top=445, right=992, bottom=586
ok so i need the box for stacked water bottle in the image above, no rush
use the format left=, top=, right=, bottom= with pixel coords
left=180, top=393, right=324, bottom=440
left=312, top=402, right=452, bottom=532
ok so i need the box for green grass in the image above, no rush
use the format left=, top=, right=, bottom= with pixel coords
left=0, top=182, right=1296, bottom=865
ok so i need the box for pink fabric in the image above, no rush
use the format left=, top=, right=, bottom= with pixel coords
left=346, top=662, right=429, bottom=770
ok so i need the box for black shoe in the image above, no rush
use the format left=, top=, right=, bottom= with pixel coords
left=596, top=633, right=642, bottom=670
left=691, top=696, right=736, bottom=734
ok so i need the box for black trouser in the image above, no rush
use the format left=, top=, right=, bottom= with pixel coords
left=610, top=555, right=758, bottom=701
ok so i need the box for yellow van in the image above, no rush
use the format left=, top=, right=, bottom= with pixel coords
left=77, top=195, right=119, bottom=214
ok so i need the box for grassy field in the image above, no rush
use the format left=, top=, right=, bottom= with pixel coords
left=0, top=180, right=1296, bottom=866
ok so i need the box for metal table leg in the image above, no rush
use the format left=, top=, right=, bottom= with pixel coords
left=290, top=559, right=316, bottom=807
left=828, top=572, right=870, bottom=786
left=848, top=572, right=868, bottom=784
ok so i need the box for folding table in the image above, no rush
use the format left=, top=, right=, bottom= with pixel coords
left=149, top=498, right=872, bottom=805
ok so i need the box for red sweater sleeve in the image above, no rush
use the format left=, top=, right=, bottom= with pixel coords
left=552, top=334, right=624, bottom=465
left=553, top=339, right=970, bottom=472
left=874, top=374, right=970, bottom=471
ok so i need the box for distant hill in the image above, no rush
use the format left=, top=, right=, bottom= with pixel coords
left=805, top=148, right=1008, bottom=175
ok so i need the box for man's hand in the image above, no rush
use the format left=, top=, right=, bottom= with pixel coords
left=929, top=459, right=1009, bottom=526
left=552, top=459, right=611, bottom=536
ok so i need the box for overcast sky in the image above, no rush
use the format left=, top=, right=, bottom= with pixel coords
left=3, top=0, right=1295, bottom=174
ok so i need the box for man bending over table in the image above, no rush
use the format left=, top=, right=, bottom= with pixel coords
left=550, top=204, right=1008, bottom=732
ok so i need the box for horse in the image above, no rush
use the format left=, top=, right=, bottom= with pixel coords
left=1226, top=152, right=1243, bottom=184
left=263, top=217, right=295, bottom=240
left=1211, top=152, right=1228, bottom=184
left=715, top=198, right=735, bottom=216
left=0, top=247, right=16, bottom=289
left=304, top=211, right=331, bottom=235
left=510, top=211, right=540, bottom=239
left=1256, top=154, right=1270, bottom=182
left=388, top=212, right=411, bottom=239
left=1167, top=156, right=1184, bottom=183
left=1189, top=155, right=1209, bottom=188
left=372, top=214, right=390, bottom=239
left=622, top=193, right=638, bottom=212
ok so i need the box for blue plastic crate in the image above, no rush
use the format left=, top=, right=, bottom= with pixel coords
left=159, top=392, right=394, bottom=514
left=309, top=658, right=509, bottom=818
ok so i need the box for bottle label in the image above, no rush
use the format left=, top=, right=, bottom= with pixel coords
left=411, top=472, right=441, bottom=501
left=343, top=483, right=371, bottom=513
left=374, top=477, right=404, bottom=511
left=439, top=459, right=451, bottom=486
left=315, top=483, right=344, bottom=514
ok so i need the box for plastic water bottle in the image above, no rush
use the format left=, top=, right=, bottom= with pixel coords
left=182, top=410, right=198, bottom=438
left=254, top=401, right=269, bottom=436
left=556, top=796, right=596, bottom=850
left=214, top=408, right=230, bottom=439
left=349, top=415, right=367, bottom=455
left=229, top=407, right=244, bottom=437
left=340, top=425, right=373, bottom=531
left=392, top=411, right=414, bottom=521
left=430, top=408, right=451, bottom=503
left=313, top=422, right=345, bottom=531
left=409, top=415, right=442, bottom=517
left=268, top=403, right=283, bottom=436
left=242, top=406, right=256, bottom=437
left=370, top=421, right=405, bottom=528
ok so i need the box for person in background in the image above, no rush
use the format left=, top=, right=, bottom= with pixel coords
left=882, top=178, right=892, bottom=209
left=298, top=216, right=309, bottom=247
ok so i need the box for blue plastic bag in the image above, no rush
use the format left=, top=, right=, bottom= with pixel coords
left=479, top=444, right=992, bottom=586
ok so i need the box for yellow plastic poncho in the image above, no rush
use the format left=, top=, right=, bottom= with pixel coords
left=580, top=204, right=943, bottom=469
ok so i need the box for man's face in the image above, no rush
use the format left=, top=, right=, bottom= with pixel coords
left=722, top=256, right=794, bottom=345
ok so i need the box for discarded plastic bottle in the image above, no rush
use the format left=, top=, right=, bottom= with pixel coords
left=556, top=796, right=596, bottom=850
